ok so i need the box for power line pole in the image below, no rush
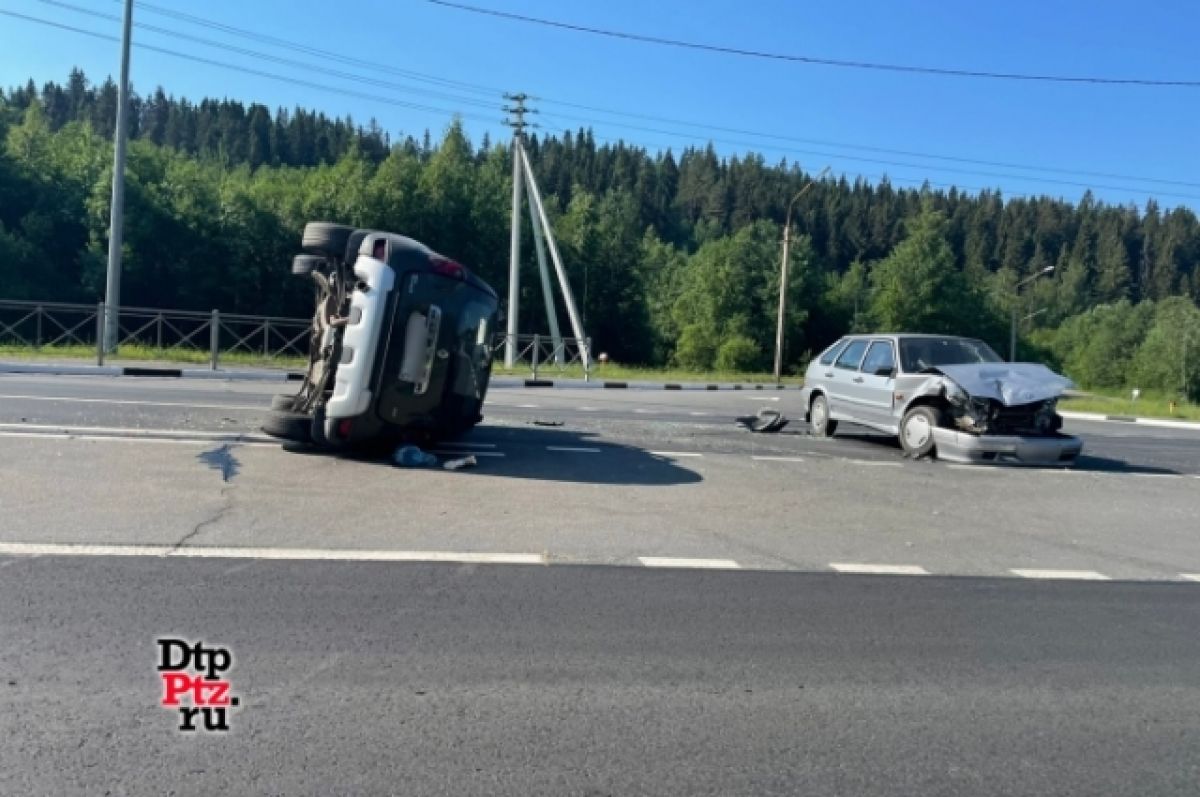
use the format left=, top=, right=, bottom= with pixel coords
left=502, top=92, right=535, bottom=368
left=774, top=166, right=829, bottom=382
left=103, top=0, right=134, bottom=353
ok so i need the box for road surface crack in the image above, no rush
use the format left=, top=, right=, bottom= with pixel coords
left=171, top=485, right=235, bottom=552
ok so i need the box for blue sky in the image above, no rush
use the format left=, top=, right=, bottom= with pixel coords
left=2, top=0, right=1198, bottom=209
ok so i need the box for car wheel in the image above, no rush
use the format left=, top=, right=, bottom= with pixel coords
left=899, top=405, right=941, bottom=459
left=262, top=410, right=313, bottom=443
left=810, top=394, right=838, bottom=437
left=270, top=393, right=298, bottom=411
left=292, top=254, right=325, bottom=276
left=301, top=222, right=355, bottom=259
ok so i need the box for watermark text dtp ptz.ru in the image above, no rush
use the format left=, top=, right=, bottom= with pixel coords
left=157, top=638, right=240, bottom=732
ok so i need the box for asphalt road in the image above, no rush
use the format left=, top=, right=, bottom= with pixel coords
left=1, top=373, right=1199, bottom=580
left=2, top=555, right=1198, bottom=796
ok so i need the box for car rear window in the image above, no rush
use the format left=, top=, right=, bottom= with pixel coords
left=818, top=339, right=847, bottom=366
left=834, top=339, right=869, bottom=369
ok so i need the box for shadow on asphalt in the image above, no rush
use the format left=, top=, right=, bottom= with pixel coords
left=1070, top=455, right=1180, bottom=476
left=283, top=424, right=704, bottom=486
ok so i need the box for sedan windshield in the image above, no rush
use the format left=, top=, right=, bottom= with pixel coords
left=899, top=337, right=1002, bottom=372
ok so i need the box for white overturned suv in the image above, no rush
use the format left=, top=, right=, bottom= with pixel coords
left=800, top=334, right=1082, bottom=466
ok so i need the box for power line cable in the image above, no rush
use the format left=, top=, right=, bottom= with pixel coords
left=0, top=10, right=500, bottom=128
left=427, top=0, right=1200, bottom=88
left=76, top=1, right=1200, bottom=189
left=37, top=0, right=499, bottom=111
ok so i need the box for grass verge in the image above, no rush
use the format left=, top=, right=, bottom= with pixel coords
left=1061, top=389, right=1200, bottom=422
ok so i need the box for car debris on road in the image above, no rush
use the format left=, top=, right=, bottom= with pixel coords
left=736, top=408, right=790, bottom=433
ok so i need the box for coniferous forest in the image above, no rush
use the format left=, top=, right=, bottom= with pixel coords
left=2, top=71, right=1198, bottom=395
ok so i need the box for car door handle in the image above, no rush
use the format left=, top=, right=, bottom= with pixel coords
left=852, top=376, right=864, bottom=383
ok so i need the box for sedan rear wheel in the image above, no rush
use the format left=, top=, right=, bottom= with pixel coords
left=899, top=405, right=941, bottom=459
left=810, top=394, right=837, bottom=437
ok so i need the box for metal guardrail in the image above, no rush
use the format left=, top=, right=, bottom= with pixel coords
left=0, top=299, right=311, bottom=369
left=492, top=333, right=593, bottom=380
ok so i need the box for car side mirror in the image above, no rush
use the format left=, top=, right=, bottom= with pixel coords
left=875, top=366, right=896, bottom=378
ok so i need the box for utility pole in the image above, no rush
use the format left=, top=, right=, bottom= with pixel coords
left=502, top=93, right=535, bottom=368
left=1010, top=265, right=1055, bottom=362
left=774, top=166, right=830, bottom=382
left=103, top=0, right=134, bottom=353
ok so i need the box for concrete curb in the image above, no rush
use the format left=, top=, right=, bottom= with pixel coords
left=1059, top=410, right=1200, bottom=432
left=0, top=361, right=297, bottom=382
left=1, top=361, right=805, bottom=391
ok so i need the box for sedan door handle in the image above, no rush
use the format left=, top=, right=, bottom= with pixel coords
left=852, top=376, right=864, bottom=383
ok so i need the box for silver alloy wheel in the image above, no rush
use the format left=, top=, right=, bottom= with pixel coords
left=812, top=398, right=827, bottom=429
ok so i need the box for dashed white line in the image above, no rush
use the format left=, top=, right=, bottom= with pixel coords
left=1180, top=574, right=1200, bottom=582
left=844, top=459, right=903, bottom=468
left=0, top=542, right=546, bottom=565
left=1009, top=569, right=1110, bottom=581
left=649, top=451, right=703, bottom=458
left=638, top=556, right=741, bottom=570
left=830, top=563, right=930, bottom=576
left=689, top=411, right=708, bottom=417
left=436, top=441, right=498, bottom=449
left=742, top=396, right=780, bottom=402
left=577, top=407, right=599, bottom=412
left=430, top=450, right=506, bottom=458
left=0, top=393, right=261, bottom=412
left=751, top=455, right=805, bottom=463
left=634, top=408, right=656, bottom=414
left=516, top=404, right=540, bottom=409
left=546, top=445, right=601, bottom=453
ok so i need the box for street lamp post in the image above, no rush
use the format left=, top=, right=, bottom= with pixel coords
left=774, top=166, right=831, bottom=381
left=103, top=0, right=134, bottom=353
left=1009, top=265, right=1055, bottom=362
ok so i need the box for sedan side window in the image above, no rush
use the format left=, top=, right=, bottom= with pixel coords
left=860, top=341, right=896, bottom=376
left=834, top=339, right=868, bottom=370
left=818, top=339, right=847, bottom=366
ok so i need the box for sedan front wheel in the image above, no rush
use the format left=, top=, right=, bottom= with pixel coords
left=899, top=405, right=941, bottom=459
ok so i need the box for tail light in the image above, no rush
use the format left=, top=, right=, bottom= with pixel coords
left=337, top=419, right=353, bottom=439
left=432, top=258, right=465, bottom=280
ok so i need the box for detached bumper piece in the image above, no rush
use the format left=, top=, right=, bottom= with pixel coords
left=932, top=428, right=1082, bottom=467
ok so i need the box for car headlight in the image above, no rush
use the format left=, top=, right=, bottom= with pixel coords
left=944, top=379, right=969, bottom=406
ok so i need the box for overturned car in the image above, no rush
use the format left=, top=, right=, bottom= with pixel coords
left=801, top=334, right=1082, bottom=466
left=262, top=222, right=500, bottom=450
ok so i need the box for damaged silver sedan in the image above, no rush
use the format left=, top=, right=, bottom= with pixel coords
left=801, top=334, right=1082, bottom=466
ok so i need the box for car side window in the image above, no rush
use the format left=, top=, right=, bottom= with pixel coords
left=818, top=339, right=847, bottom=366
left=860, top=341, right=895, bottom=376
left=834, top=339, right=868, bottom=370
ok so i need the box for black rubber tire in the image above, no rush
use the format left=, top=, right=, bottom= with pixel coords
left=261, top=410, right=314, bottom=443
left=292, top=254, right=325, bottom=276
left=899, top=405, right=942, bottom=459
left=810, top=394, right=838, bottom=437
left=302, top=222, right=355, bottom=259
left=270, top=393, right=298, bottom=411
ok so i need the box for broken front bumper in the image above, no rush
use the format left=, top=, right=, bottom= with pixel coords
left=932, top=428, right=1082, bottom=466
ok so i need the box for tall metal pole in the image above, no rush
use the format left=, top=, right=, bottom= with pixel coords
left=774, top=223, right=791, bottom=382
left=103, top=0, right=134, bottom=353
left=530, top=204, right=564, bottom=364
left=518, top=143, right=591, bottom=369
left=773, top=166, right=829, bottom=381
left=505, top=134, right=523, bottom=368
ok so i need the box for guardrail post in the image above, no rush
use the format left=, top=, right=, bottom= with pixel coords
left=532, top=333, right=540, bottom=379
left=263, top=319, right=271, bottom=357
left=95, top=302, right=105, bottom=366
left=35, top=305, right=43, bottom=349
left=210, top=309, right=220, bottom=371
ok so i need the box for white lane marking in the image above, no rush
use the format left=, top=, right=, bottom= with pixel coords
left=751, top=455, right=805, bottom=463
left=1179, top=574, right=1200, bottom=582
left=0, top=393, right=262, bottom=412
left=546, top=446, right=601, bottom=453
left=0, top=542, right=546, bottom=565
left=436, top=441, right=497, bottom=449
left=634, top=408, right=656, bottom=414
left=0, top=431, right=72, bottom=440
left=638, top=556, right=741, bottom=570
left=430, top=450, right=506, bottom=458
left=689, top=412, right=708, bottom=417
left=577, top=407, right=599, bottom=411
left=0, top=422, right=273, bottom=441
left=1009, top=569, right=1110, bottom=581
left=830, top=563, right=930, bottom=576
left=649, top=451, right=704, bottom=458
left=845, top=459, right=903, bottom=468
left=0, top=431, right=278, bottom=447
left=742, top=396, right=780, bottom=402
left=516, top=404, right=540, bottom=409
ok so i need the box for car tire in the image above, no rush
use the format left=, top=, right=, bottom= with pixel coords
left=899, top=405, right=942, bottom=459
left=292, top=254, right=325, bottom=276
left=270, top=393, right=298, bottom=411
left=302, top=222, right=355, bottom=259
left=262, top=410, right=313, bottom=443
left=810, top=394, right=837, bottom=437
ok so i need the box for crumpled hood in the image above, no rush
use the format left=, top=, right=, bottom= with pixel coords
left=934, top=363, right=1074, bottom=406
